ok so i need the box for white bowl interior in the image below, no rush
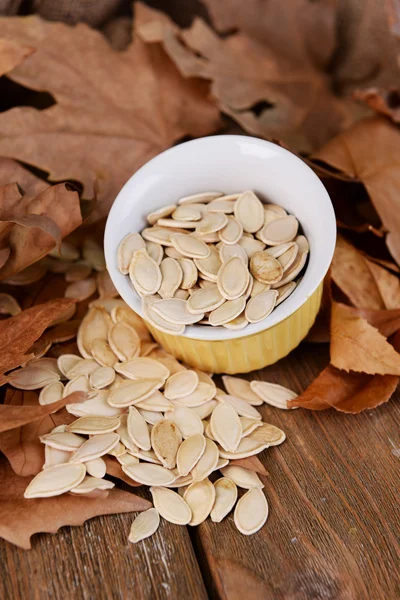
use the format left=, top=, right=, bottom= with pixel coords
left=104, top=136, right=336, bottom=341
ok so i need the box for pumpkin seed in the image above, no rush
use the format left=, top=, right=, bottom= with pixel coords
left=219, top=242, right=248, bottom=264
left=40, top=431, right=85, bottom=451
left=122, top=463, right=176, bottom=486
left=211, top=402, right=242, bottom=452
left=127, top=406, right=151, bottom=450
left=250, top=251, right=283, bottom=284
left=223, top=313, right=249, bottom=330
left=194, top=245, right=221, bottom=281
left=117, top=414, right=140, bottom=454
left=43, top=446, right=71, bottom=469
left=8, top=365, right=60, bottom=390
left=276, top=281, right=297, bottom=305
left=85, top=457, right=107, bottom=478
left=151, top=420, right=182, bottom=469
left=234, top=488, right=268, bottom=535
left=234, top=191, right=264, bottom=233
left=82, top=239, right=105, bottom=271
left=142, top=226, right=179, bottom=246
left=217, top=256, right=249, bottom=301
left=118, top=453, right=139, bottom=466
left=172, top=204, right=204, bottom=221
left=63, top=375, right=91, bottom=396
left=150, top=487, right=192, bottom=524
left=247, top=422, right=286, bottom=445
left=250, top=280, right=270, bottom=297
left=184, top=478, right=216, bottom=526
left=147, top=204, right=176, bottom=225
left=66, top=416, right=120, bottom=435
left=129, top=508, right=160, bottom=543
left=220, top=465, right=263, bottom=489
left=57, top=354, right=82, bottom=377
left=115, top=357, right=169, bottom=381
left=157, top=257, right=182, bottom=299
left=196, top=212, right=228, bottom=235
left=65, top=278, right=96, bottom=302
left=70, top=476, right=114, bottom=494
left=174, top=382, right=216, bottom=408
left=171, top=234, right=210, bottom=259
left=209, top=297, right=246, bottom=326
left=278, top=243, right=299, bottom=272
left=67, top=358, right=99, bottom=378
left=191, top=399, right=218, bottom=420
left=187, top=285, right=225, bottom=314
left=210, top=477, right=238, bottom=522
left=164, top=370, right=199, bottom=400
left=91, top=339, right=118, bottom=367
left=24, top=463, right=86, bottom=498
left=265, top=241, right=295, bottom=259
left=145, top=241, right=163, bottom=264
left=77, top=307, right=111, bottom=359
left=108, top=379, right=163, bottom=407
left=219, top=437, right=267, bottom=459
left=135, top=391, right=173, bottom=412
left=178, top=192, right=222, bottom=205
left=108, top=323, right=141, bottom=361
left=218, top=216, right=243, bottom=245
left=191, top=438, right=219, bottom=481
left=177, top=434, right=206, bottom=476
left=117, top=233, right=145, bottom=274
left=138, top=408, right=164, bottom=425
left=128, top=448, right=162, bottom=464
left=245, top=289, right=278, bottom=323
left=90, top=366, right=115, bottom=390
left=67, top=389, right=122, bottom=418
left=222, top=375, right=263, bottom=406
left=178, top=258, right=198, bottom=289
left=295, top=234, right=309, bottom=253
left=238, top=236, right=265, bottom=258
left=129, top=248, right=161, bottom=296
left=151, top=298, right=204, bottom=325
left=272, top=250, right=307, bottom=288
left=250, top=380, right=297, bottom=409
left=39, top=381, right=64, bottom=405
left=240, top=417, right=263, bottom=437
left=260, top=215, right=298, bottom=245
left=70, top=432, right=120, bottom=463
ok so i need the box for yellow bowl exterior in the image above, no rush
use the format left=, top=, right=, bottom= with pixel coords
left=145, top=281, right=323, bottom=374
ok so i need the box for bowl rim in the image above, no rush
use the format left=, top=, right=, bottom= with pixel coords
left=104, top=135, right=336, bottom=341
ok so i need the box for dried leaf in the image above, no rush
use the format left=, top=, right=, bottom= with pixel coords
left=0, top=38, right=33, bottom=76
left=330, top=302, right=400, bottom=375
left=104, top=456, right=141, bottom=487
left=0, top=457, right=150, bottom=549
left=0, top=390, right=87, bottom=433
left=136, top=3, right=358, bottom=152
left=289, top=365, right=398, bottom=414
left=229, top=456, right=269, bottom=476
left=0, top=298, right=76, bottom=385
left=0, top=389, right=76, bottom=476
left=0, top=11, right=220, bottom=220
left=0, top=182, right=82, bottom=279
left=315, top=118, right=400, bottom=264
left=354, top=88, right=400, bottom=123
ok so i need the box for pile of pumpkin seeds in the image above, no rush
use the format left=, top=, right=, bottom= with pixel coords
left=9, top=299, right=296, bottom=540
left=118, top=191, right=309, bottom=333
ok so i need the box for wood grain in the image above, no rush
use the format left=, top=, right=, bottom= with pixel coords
left=1, top=343, right=399, bottom=599
left=194, top=343, right=400, bottom=600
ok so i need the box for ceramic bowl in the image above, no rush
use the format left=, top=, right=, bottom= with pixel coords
left=104, top=135, right=335, bottom=373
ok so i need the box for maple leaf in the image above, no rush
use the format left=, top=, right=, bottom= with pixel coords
left=0, top=457, right=150, bottom=549
left=314, top=117, right=400, bottom=265
left=0, top=298, right=76, bottom=384
left=330, top=302, right=400, bottom=375
left=135, top=3, right=359, bottom=152
left=0, top=13, right=220, bottom=220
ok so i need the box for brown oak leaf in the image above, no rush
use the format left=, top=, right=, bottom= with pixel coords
left=331, top=234, right=400, bottom=310
left=0, top=181, right=82, bottom=279
left=314, top=117, right=400, bottom=265
left=0, top=388, right=78, bottom=476
left=0, top=298, right=76, bottom=385
left=288, top=364, right=398, bottom=413
left=330, top=302, right=400, bottom=375
left=135, top=3, right=359, bottom=152
left=0, top=38, right=33, bottom=76
left=0, top=12, right=220, bottom=220
left=353, top=88, right=400, bottom=123
left=0, top=457, right=150, bottom=549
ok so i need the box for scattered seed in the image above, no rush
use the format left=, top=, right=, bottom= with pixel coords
left=70, top=476, right=114, bottom=494
left=90, top=366, right=115, bottom=390
left=108, top=379, right=164, bottom=407
left=210, top=477, right=238, bottom=523
left=127, top=406, right=151, bottom=451
left=234, top=488, right=268, bottom=535
left=91, top=339, right=118, bottom=368
left=115, top=357, right=169, bottom=381
left=108, top=323, right=140, bottom=361
left=222, top=376, right=263, bottom=406
left=191, top=438, right=219, bottom=481
left=129, top=508, right=160, bottom=543
left=24, top=463, right=86, bottom=498
left=151, top=420, right=182, bottom=469
left=250, top=252, right=283, bottom=284
left=122, top=463, right=176, bottom=486
left=66, top=416, right=120, bottom=435
left=164, top=370, right=199, bottom=400
left=129, top=249, right=161, bottom=296
left=218, top=437, right=267, bottom=459
left=234, top=191, right=264, bottom=233
left=245, top=290, right=278, bottom=323
left=247, top=422, right=286, bottom=445
left=150, top=487, right=192, bottom=525
left=70, top=432, right=120, bottom=463
left=177, top=434, right=206, bottom=476
left=85, top=457, right=107, bottom=478
left=220, top=465, right=263, bottom=489
left=39, top=381, right=64, bottom=405
left=211, top=402, right=242, bottom=452
left=250, top=380, right=298, bottom=409
left=184, top=478, right=216, bottom=526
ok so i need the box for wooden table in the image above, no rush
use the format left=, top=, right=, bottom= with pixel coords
left=1, top=341, right=399, bottom=600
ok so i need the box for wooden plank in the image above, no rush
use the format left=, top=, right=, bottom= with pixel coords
left=0, top=509, right=208, bottom=600
left=194, top=343, right=400, bottom=600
